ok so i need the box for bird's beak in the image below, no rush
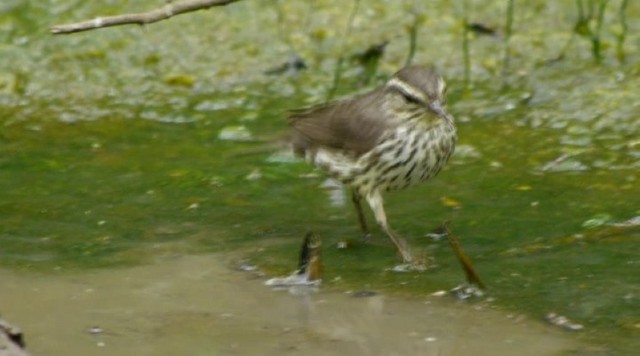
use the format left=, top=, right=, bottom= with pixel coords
left=429, top=100, right=454, bottom=124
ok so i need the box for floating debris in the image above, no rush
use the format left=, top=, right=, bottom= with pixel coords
left=266, top=149, right=298, bottom=164
left=237, top=263, right=257, bottom=272
left=453, top=144, right=482, bottom=160
left=87, top=326, right=103, bottom=335
left=466, top=22, right=498, bottom=36
left=613, top=216, right=640, bottom=227
left=195, top=98, right=243, bottom=112
left=265, top=273, right=318, bottom=287
left=350, top=40, right=388, bottom=84
left=264, top=54, right=307, bottom=76
left=425, top=224, right=447, bottom=241
left=424, top=231, right=446, bottom=241
left=140, top=110, right=195, bottom=123
left=209, top=177, right=224, bottom=187
left=163, top=73, right=195, bottom=88
left=440, top=196, right=462, bottom=209
left=545, top=313, right=584, bottom=331
left=386, top=263, right=427, bottom=273
left=353, top=290, right=378, bottom=298
left=582, top=214, right=613, bottom=229
left=514, top=184, right=532, bottom=191
left=265, top=232, right=322, bottom=287
left=245, top=169, right=262, bottom=181
left=539, top=154, right=589, bottom=172
left=298, top=172, right=320, bottom=179
left=351, top=41, right=388, bottom=65
left=235, top=260, right=266, bottom=278
left=218, top=125, right=253, bottom=142
left=450, top=284, right=485, bottom=300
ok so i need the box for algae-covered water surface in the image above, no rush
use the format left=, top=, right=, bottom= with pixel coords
left=1, top=1, right=639, bottom=354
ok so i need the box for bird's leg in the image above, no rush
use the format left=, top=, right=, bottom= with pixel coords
left=365, top=190, right=413, bottom=263
left=351, top=190, right=371, bottom=241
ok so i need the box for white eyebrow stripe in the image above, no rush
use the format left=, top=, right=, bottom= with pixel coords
left=386, top=78, right=426, bottom=101
left=437, top=78, right=447, bottom=96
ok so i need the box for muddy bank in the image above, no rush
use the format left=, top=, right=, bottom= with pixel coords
left=0, top=255, right=580, bottom=355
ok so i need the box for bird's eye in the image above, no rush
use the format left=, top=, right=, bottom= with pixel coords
left=401, top=92, right=421, bottom=105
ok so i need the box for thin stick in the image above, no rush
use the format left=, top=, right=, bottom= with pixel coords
left=442, top=221, right=486, bottom=290
left=501, top=0, right=514, bottom=88
left=326, top=0, right=360, bottom=102
left=50, top=0, right=241, bottom=35
left=405, top=14, right=419, bottom=67
left=616, top=0, right=629, bottom=62
left=461, top=17, right=471, bottom=91
left=591, top=0, right=609, bottom=63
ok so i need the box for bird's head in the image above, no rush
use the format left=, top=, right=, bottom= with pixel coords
left=384, top=65, right=453, bottom=124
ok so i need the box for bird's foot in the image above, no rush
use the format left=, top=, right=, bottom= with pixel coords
left=387, top=261, right=427, bottom=273
left=397, top=246, right=414, bottom=264
left=388, top=253, right=434, bottom=273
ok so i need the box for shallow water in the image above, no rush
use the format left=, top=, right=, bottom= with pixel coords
left=0, top=254, right=581, bottom=356
left=1, top=1, right=640, bottom=354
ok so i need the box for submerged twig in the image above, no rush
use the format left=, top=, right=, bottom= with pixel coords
left=0, top=316, right=27, bottom=355
left=501, top=0, right=514, bottom=88
left=442, top=221, right=486, bottom=290
left=50, top=0, right=241, bottom=34
left=591, top=0, right=609, bottom=63
left=265, top=231, right=322, bottom=286
left=327, top=57, right=346, bottom=102
left=405, top=13, right=420, bottom=67
left=297, top=231, right=322, bottom=281
left=572, top=0, right=609, bottom=63
left=466, top=22, right=497, bottom=36
left=326, top=0, right=360, bottom=102
left=461, top=17, right=471, bottom=91
left=615, top=0, right=628, bottom=62
left=352, top=41, right=388, bottom=85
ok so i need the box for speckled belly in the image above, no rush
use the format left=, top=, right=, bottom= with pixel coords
left=348, top=124, right=456, bottom=194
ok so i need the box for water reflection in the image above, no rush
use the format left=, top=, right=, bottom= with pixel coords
left=265, top=280, right=578, bottom=355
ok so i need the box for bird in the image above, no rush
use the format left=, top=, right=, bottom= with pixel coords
left=288, top=65, right=456, bottom=263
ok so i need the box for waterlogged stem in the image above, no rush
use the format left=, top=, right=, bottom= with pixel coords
left=615, top=0, right=628, bottom=62
left=502, top=0, right=514, bottom=88
left=326, top=0, right=360, bottom=102
left=461, top=17, right=471, bottom=91
left=591, top=0, right=609, bottom=63
left=443, top=222, right=486, bottom=290
left=405, top=14, right=419, bottom=66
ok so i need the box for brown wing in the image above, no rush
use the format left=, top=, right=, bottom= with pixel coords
left=288, top=88, right=391, bottom=156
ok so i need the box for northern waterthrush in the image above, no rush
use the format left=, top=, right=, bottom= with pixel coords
left=289, top=65, right=456, bottom=263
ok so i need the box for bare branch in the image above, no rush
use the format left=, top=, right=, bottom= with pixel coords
left=50, top=0, right=242, bottom=35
